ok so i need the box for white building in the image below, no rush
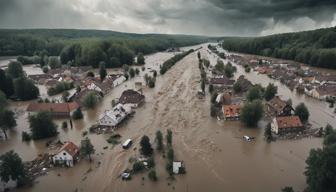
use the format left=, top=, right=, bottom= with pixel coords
left=52, top=142, right=79, bottom=167
left=87, top=82, right=103, bottom=92
left=98, top=104, right=132, bottom=127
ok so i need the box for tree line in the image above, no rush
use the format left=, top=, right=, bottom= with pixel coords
left=0, top=29, right=207, bottom=68
left=222, top=27, right=336, bottom=69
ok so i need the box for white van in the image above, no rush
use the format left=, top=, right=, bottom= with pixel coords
left=122, top=139, right=132, bottom=149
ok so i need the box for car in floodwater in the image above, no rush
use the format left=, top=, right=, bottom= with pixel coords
left=122, top=139, right=133, bottom=149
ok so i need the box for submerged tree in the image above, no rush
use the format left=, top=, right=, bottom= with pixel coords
left=29, top=111, right=57, bottom=140
left=240, top=100, right=264, bottom=127
left=80, top=137, right=95, bottom=162
left=140, top=135, right=153, bottom=156
left=0, top=151, right=26, bottom=184
left=295, top=103, right=310, bottom=123
left=137, top=53, right=145, bottom=65
left=155, top=130, right=164, bottom=152
left=0, top=109, right=17, bottom=140
left=99, top=61, right=107, bottom=81
left=264, top=83, right=278, bottom=101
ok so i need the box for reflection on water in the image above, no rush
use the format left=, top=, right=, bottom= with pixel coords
left=1, top=45, right=333, bottom=192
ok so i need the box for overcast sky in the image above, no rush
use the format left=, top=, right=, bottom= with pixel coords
left=0, top=0, right=335, bottom=36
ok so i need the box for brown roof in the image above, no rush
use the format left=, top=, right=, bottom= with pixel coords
left=316, top=84, right=336, bottom=96
left=268, top=96, right=287, bottom=113
left=223, top=104, right=241, bottom=118
left=315, top=75, right=336, bottom=82
left=210, top=77, right=235, bottom=85
left=57, top=142, right=79, bottom=157
left=119, top=89, right=145, bottom=104
left=275, top=116, right=303, bottom=129
left=27, top=102, right=79, bottom=113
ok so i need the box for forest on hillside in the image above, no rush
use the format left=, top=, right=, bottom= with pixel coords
left=0, top=29, right=208, bottom=68
left=222, top=27, right=336, bottom=69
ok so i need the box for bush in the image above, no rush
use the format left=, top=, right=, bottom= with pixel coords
left=62, top=121, right=68, bottom=129
left=22, top=131, right=31, bottom=142
left=148, top=170, right=158, bottom=181
left=132, top=161, right=145, bottom=173
left=42, top=66, right=49, bottom=73
left=82, top=92, right=99, bottom=109
left=72, top=108, right=84, bottom=119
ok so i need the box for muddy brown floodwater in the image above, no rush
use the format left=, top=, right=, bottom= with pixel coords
left=1, top=44, right=334, bottom=192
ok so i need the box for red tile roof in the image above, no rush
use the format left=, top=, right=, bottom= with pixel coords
left=275, top=116, right=303, bottom=129
left=223, top=104, right=241, bottom=118
left=27, top=102, right=79, bottom=113
left=57, top=142, right=79, bottom=157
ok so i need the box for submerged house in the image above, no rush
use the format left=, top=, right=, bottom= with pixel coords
left=27, top=102, right=80, bottom=117
left=52, top=142, right=79, bottom=167
left=119, top=89, right=145, bottom=108
left=271, top=116, right=304, bottom=135
left=209, top=76, right=235, bottom=89
left=311, top=84, right=336, bottom=100
left=267, top=96, right=294, bottom=117
left=222, top=104, right=241, bottom=120
left=98, top=104, right=132, bottom=127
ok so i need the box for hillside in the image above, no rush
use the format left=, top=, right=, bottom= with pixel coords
left=0, top=29, right=208, bottom=56
left=222, top=27, right=336, bottom=69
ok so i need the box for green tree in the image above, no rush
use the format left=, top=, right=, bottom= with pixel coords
left=295, top=103, right=310, bottom=123
left=29, top=112, right=58, bottom=140
left=140, top=135, right=153, bottom=156
left=48, top=56, right=61, bottom=69
left=209, top=84, right=214, bottom=93
left=148, top=170, right=158, bottom=181
left=0, top=109, right=17, bottom=140
left=201, top=79, right=205, bottom=93
left=167, top=148, right=174, bottom=162
left=82, top=92, right=99, bottom=109
left=80, top=137, right=95, bottom=162
left=246, top=85, right=264, bottom=102
left=324, top=124, right=334, bottom=137
left=155, top=130, right=164, bottom=152
left=14, top=77, right=39, bottom=100
left=0, top=91, right=7, bottom=108
left=99, top=61, right=107, bottom=81
left=264, top=123, right=273, bottom=142
left=0, top=151, right=26, bottom=184
left=197, top=51, right=201, bottom=60
left=323, top=131, right=336, bottom=146
left=264, top=83, right=278, bottom=101
left=305, top=144, right=336, bottom=192
left=72, top=108, right=84, bottom=120
left=6, top=61, right=24, bottom=79
left=166, top=129, right=172, bottom=147
left=129, top=68, right=135, bottom=78
left=233, top=81, right=242, bottom=93
left=240, top=100, right=264, bottom=127
left=281, top=186, right=294, bottom=192
left=137, top=53, right=145, bottom=65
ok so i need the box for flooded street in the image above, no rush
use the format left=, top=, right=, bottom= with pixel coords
left=1, top=44, right=334, bottom=192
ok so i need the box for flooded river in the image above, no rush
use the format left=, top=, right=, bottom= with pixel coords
left=1, top=44, right=334, bottom=192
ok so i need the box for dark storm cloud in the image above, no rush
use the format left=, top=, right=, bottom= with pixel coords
left=0, top=0, right=335, bottom=36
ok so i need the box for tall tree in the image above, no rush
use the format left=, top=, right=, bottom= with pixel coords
left=29, top=112, right=57, bottom=140
left=0, top=91, right=7, bottom=108
left=246, top=85, right=264, bottom=102
left=99, top=61, right=107, bottom=81
left=82, top=91, right=99, bottom=109
left=295, top=103, right=310, bottom=123
left=137, top=53, right=145, bottom=65
left=166, top=129, right=172, bottom=147
left=0, top=151, right=26, bottom=184
left=155, top=130, right=163, bottom=152
left=140, top=135, right=153, bottom=156
left=240, top=100, right=264, bottom=127
left=6, top=61, right=24, bottom=79
left=0, top=109, right=16, bottom=140
left=14, top=77, right=39, bottom=100
left=264, top=83, right=278, bottom=101
left=80, top=137, right=95, bottom=162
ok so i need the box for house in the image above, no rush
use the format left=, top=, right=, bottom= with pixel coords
left=27, top=102, right=80, bottom=117
left=271, top=116, right=304, bottom=135
left=209, top=76, right=235, bottom=88
left=52, top=142, right=79, bottom=167
left=267, top=96, right=294, bottom=117
left=108, top=74, right=126, bottom=87
left=216, top=92, right=232, bottom=104
left=173, top=161, right=184, bottom=174
left=69, top=89, right=102, bottom=105
left=313, top=75, right=336, bottom=85
left=222, top=104, right=241, bottom=120
left=119, top=89, right=145, bottom=108
left=311, top=84, right=336, bottom=100
left=98, top=104, right=132, bottom=127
